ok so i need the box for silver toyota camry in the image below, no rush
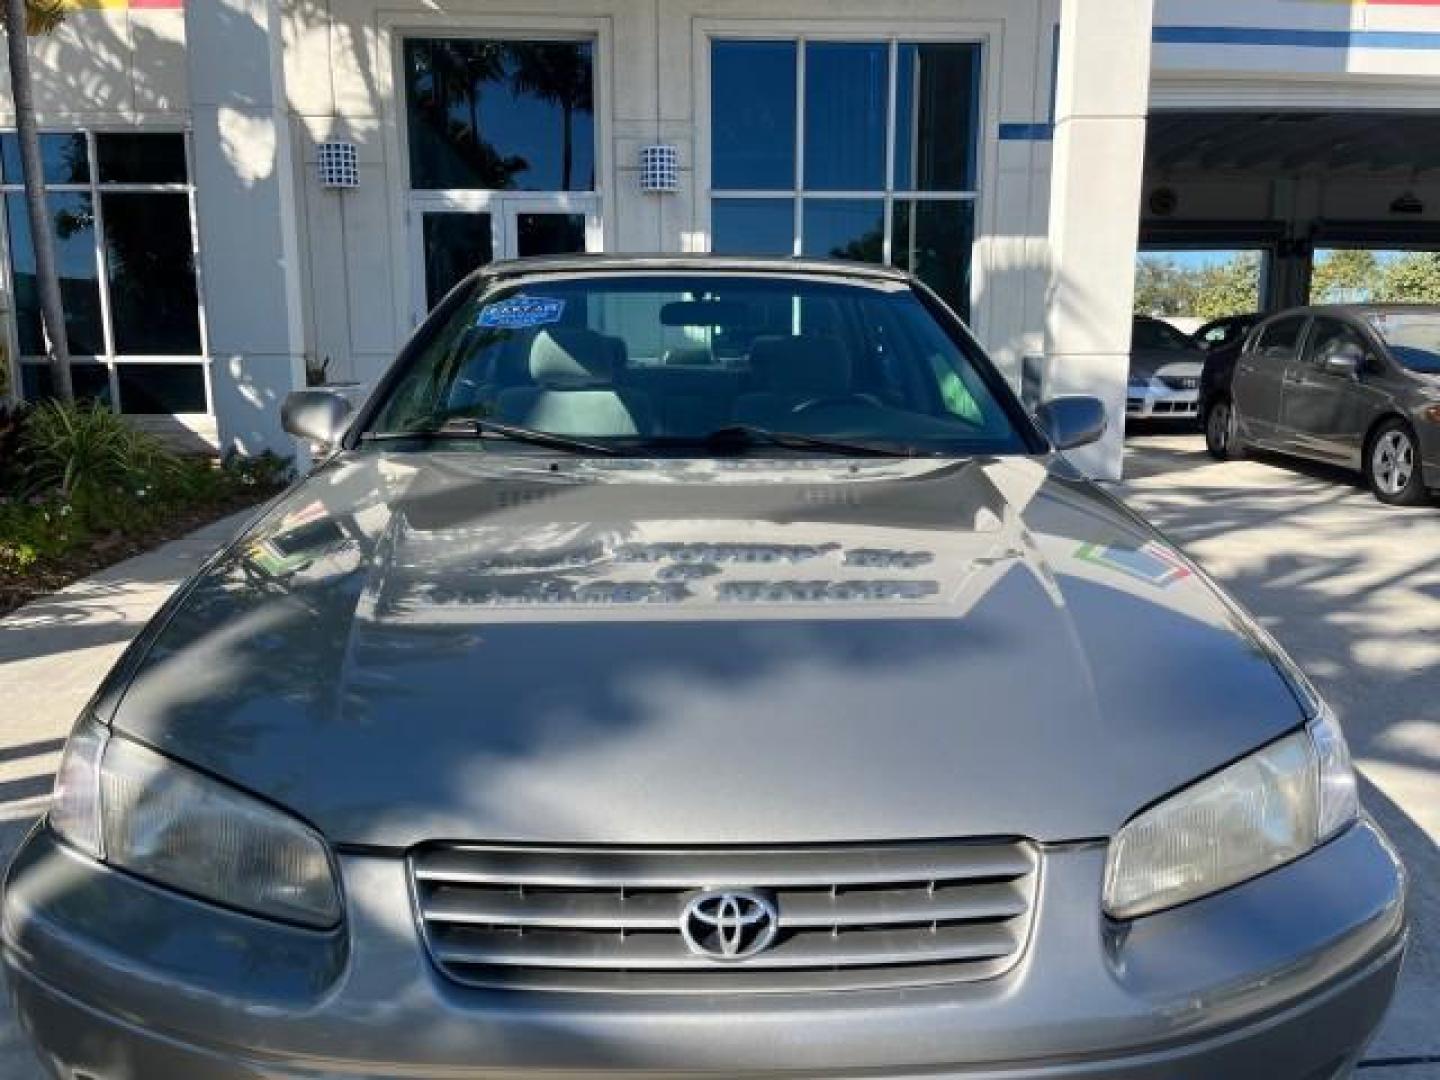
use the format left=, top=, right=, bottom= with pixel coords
left=3, top=256, right=1407, bottom=1078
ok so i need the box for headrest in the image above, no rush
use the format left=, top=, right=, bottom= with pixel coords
left=528, top=328, right=625, bottom=383
left=749, top=335, right=852, bottom=395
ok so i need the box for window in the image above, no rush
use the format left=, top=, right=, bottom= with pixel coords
left=1365, top=311, right=1440, bottom=374
left=2, top=131, right=208, bottom=414
left=1310, top=248, right=1440, bottom=306
left=367, top=273, right=1031, bottom=456
left=1305, top=318, right=1367, bottom=370
left=709, top=38, right=981, bottom=319
left=1197, top=318, right=1251, bottom=349
left=1256, top=315, right=1306, bottom=355
left=404, top=39, right=596, bottom=192
left=1132, top=317, right=1195, bottom=353
left=402, top=38, right=601, bottom=318
left=1133, top=249, right=1268, bottom=323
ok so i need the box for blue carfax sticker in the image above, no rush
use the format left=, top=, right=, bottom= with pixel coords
left=477, top=296, right=566, bottom=330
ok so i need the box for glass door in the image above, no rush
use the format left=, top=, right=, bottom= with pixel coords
left=503, top=196, right=601, bottom=259
left=419, top=209, right=495, bottom=314
left=411, top=194, right=600, bottom=321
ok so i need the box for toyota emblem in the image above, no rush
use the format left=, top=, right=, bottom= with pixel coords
left=680, top=889, right=778, bottom=961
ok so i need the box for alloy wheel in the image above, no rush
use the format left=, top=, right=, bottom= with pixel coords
left=1371, top=429, right=1415, bottom=496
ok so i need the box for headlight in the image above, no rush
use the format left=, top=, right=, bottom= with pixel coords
left=1103, top=706, right=1358, bottom=920
left=49, top=718, right=341, bottom=929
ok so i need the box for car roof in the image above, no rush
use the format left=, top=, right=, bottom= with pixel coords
left=479, top=253, right=915, bottom=285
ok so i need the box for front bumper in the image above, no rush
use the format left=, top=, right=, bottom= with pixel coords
left=1126, top=385, right=1199, bottom=419
left=4, top=821, right=1407, bottom=1079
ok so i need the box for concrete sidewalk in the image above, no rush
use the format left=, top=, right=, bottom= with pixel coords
left=0, top=445, right=1436, bottom=1076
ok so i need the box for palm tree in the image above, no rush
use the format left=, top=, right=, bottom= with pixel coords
left=506, top=42, right=594, bottom=191
left=2, top=0, right=71, bottom=401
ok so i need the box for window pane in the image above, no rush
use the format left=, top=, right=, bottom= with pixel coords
left=1259, top=316, right=1305, bottom=352
left=712, top=41, right=796, bottom=190
left=117, top=363, right=206, bottom=413
left=1134, top=250, right=1266, bottom=321
left=4, top=192, right=105, bottom=355
left=1311, top=248, right=1440, bottom=305
left=894, top=44, right=980, bottom=191
left=101, top=193, right=202, bottom=355
left=404, top=39, right=595, bottom=191
left=1, top=132, right=89, bottom=185
left=423, top=211, right=493, bottom=311
left=712, top=198, right=794, bottom=255
left=802, top=199, right=884, bottom=262
left=891, top=199, right=975, bottom=319
left=20, top=362, right=112, bottom=406
left=516, top=212, right=586, bottom=257
left=96, top=132, right=187, bottom=184
left=804, top=43, right=887, bottom=191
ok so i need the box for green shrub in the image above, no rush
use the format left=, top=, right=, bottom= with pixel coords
left=0, top=496, right=73, bottom=572
left=19, top=401, right=180, bottom=499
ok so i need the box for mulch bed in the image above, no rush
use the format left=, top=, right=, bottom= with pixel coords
left=0, top=487, right=280, bottom=620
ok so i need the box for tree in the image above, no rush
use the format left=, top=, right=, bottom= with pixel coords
left=1190, top=253, right=1261, bottom=321
left=1311, top=249, right=1379, bottom=305
left=1, top=0, right=71, bottom=401
left=506, top=42, right=594, bottom=191
left=1134, top=252, right=1263, bottom=321
left=1376, top=252, right=1440, bottom=304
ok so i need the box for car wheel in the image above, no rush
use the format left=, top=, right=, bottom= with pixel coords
left=1204, top=399, right=1243, bottom=461
left=1366, top=419, right=1427, bottom=506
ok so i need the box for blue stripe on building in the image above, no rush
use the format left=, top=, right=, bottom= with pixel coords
left=999, top=123, right=1054, bottom=142
left=1154, top=26, right=1440, bottom=51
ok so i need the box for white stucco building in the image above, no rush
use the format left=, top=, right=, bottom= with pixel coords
left=3, top=0, right=1440, bottom=477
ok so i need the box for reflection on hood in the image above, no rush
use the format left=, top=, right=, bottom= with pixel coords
left=104, top=451, right=1305, bottom=847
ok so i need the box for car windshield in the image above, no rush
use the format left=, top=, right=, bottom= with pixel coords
left=365, top=273, right=1032, bottom=455
left=1365, top=311, right=1440, bottom=374
left=1132, top=319, right=1195, bottom=352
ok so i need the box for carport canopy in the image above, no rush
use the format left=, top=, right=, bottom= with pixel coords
left=1147, top=110, right=1440, bottom=175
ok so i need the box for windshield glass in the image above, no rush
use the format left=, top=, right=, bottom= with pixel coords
left=1365, top=311, right=1440, bottom=374
left=1132, top=318, right=1195, bottom=353
left=366, top=274, right=1031, bottom=454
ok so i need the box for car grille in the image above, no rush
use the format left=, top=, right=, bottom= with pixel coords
left=410, top=840, right=1039, bottom=993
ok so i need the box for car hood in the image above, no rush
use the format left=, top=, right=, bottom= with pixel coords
left=1130, top=349, right=1205, bottom=380
left=106, top=451, right=1304, bottom=847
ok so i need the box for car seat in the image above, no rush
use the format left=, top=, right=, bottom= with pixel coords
left=494, top=328, right=654, bottom=436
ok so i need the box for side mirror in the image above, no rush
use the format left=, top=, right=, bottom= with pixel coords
left=1323, top=346, right=1363, bottom=379
left=1035, top=395, right=1108, bottom=452
left=281, top=390, right=353, bottom=447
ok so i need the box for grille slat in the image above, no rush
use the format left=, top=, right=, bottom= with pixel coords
left=422, top=880, right=1028, bottom=931
left=412, top=840, right=1038, bottom=994
left=412, top=842, right=1034, bottom=889
left=430, top=922, right=1020, bottom=971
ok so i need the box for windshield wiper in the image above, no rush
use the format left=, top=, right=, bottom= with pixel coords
left=650, top=425, right=916, bottom=458
left=362, top=417, right=624, bottom=456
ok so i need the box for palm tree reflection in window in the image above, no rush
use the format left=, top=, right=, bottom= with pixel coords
left=404, top=39, right=595, bottom=193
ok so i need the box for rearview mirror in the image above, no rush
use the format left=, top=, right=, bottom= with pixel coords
left=281, top=390, right=353, bottom=447
left=1035, top=395, right=1108, bottom=452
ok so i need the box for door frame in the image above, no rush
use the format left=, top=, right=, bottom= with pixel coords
left=379, top=14, right=615, bottom=338
left=408, top=192, right=602, bottom=324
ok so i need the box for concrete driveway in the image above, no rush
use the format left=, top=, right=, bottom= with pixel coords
left=0, top=440, right=1436, bottom=1076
